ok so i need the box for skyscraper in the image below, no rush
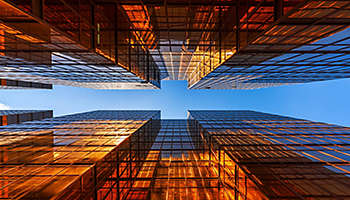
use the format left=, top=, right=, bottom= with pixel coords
left=0, top=0, right=349, bottom=89
left=0, top=110, right=160, bottom=199
left=189, top=110, right=350, bottom=199
left=0, top=110, right=348, bottom=199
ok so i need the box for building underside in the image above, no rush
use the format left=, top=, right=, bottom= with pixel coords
left=0, top=0, right=349, bottom=89
left=0, top=110, right=349, bottom=199
left=0, top=78, right=52, bottom=89
left=0, top=110, right=53, bottom=125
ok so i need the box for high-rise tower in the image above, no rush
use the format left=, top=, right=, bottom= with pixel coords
left=1, top=0, right=349, bottom=89
left=0, top=110, right=349, bottom=199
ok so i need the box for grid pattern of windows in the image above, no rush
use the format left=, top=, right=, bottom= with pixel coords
left=0, top=110, right=160, bottom=199
left=1, top=0, right=349, bottom=89
left=192, top=27, right=350, bottom=89
left=0, top=78, right=52, bottom=89
left=189, top=110, right=350, bottom=199
left=0, top=110, right=349, bottom=199
left=0, top=1, right=160, bottom=89
left=189, top=1, right=350, bottom=89
left=0, top=110, right=52, bottom=126
left=119, top=120, right=227, bottom=199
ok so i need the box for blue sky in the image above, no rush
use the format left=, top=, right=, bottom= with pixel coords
left=0, top=79, right=350, bottom=126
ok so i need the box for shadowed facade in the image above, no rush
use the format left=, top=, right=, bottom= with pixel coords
left=0, top=110, right=52, bottom=126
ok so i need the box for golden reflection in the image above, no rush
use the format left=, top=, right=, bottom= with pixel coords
left=120, top=148, right=268, bottom=200
left=0, top=119, right=149, bottom=199
left=186, top=6, right=237, bottom=85
left=208, top=124, right=350, bottom=199
left=2, top=114, right=349, bottom=199
left=109, top=119, right=271, bottom=200
left=0, top=23, right=45, bottom=43
left=121, top=5, right=156, bottom=50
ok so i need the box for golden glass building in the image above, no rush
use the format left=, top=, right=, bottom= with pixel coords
left=0, top=0, right=349, bottom=89
left=0, top=110, right=349, bottom=199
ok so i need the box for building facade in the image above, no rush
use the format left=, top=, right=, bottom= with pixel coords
left=189, top=110, right=350, bottom=199
left=0, top=110, right=349, bottom=199
left=0, top=110, right=52, bottom=126
left=0, top=0, right=349, bottom=89
left=0, top=110, right=161, bottom=199
left=0, top=79, right=52, bottom=89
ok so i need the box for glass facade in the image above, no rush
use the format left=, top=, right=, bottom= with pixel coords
left=0, top=78, right=52, bottom=89
left=120, top=120, right=225, bottom=199
left=189, top=110, right=350, bottom=199
left=0, top=110, right=349, bottom=199
left=189, top=1, right=350, bottom=89
left=0, top=0, right=160, bottom=89
left=0, top=110, right=160, bottom=199
left=0, top=0, right=349, bottom=89
left=0, top=110, right=52, bottom=126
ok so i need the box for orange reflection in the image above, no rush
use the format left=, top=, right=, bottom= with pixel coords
left=0, top=119, right=149, bottom=199
left=0, top=29, right=3, bottom=56
left=122, top=5, right=156, bottom=50
left=0, top=23, right=45, bottom=43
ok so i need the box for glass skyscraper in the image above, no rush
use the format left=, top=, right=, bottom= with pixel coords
left=0, top=110, right=348, bottom=199
left=0, top=110, right=161, bottom=199
left=0, top=0, right=349, bottom=89
left=189, top=110, right=350, bottom=199
left=1, top=1, right=349, bottom=199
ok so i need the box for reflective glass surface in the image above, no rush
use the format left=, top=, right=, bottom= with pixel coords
left=0, top=110, right=160, bottom=199
left=1, top=0, right=349, bottom=89
left=0, top=110, right=349, bottom=199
